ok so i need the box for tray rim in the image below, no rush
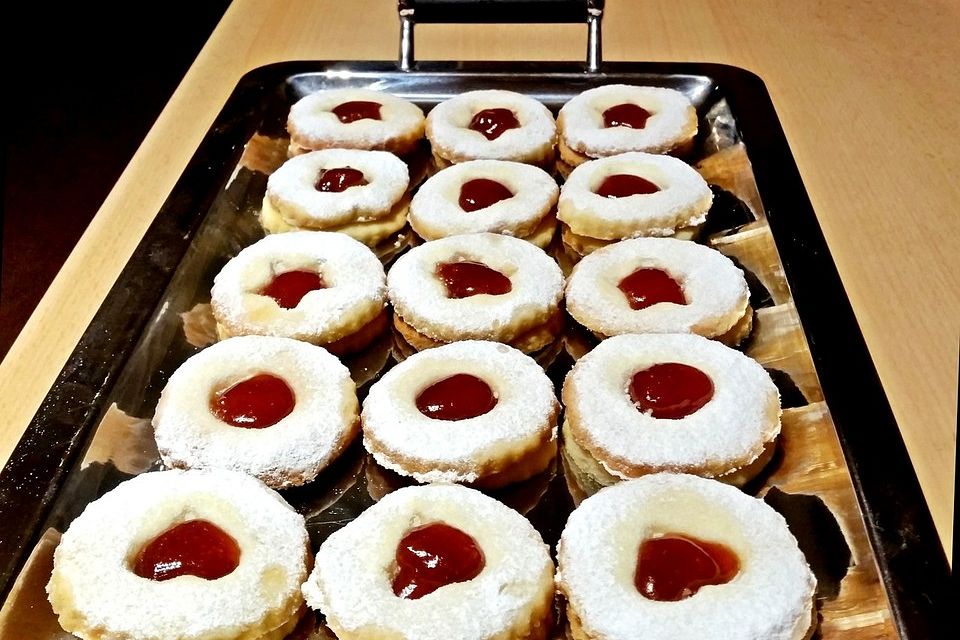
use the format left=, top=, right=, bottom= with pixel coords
left=0, top=60, right=949, bottom=636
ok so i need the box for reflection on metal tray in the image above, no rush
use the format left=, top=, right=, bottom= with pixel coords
left=0, top=62, right=949, bottom=639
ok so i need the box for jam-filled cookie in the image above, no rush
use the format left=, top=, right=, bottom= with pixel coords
left=153, top=336, right=358, bottom=489
left=426, top=90, right=557, bottom=169
left=409, top=159, right=559, bottom=248
left=362, top=341, right=559, bottom=489
left=302, top=483, right=555, bottom=640
left=287, top=88, right=425, bottom=157
left=557, top=474, right=817, bottom=640
left=562, top=333, right=780, bottom=491
left=211, top=231, right=388, bottom=355
left=387, top=233, right=565, bottom=354
left=558, top=152, right=713, bottom=257
left=557, top=84, right=697, bottom=176
left=260, top=149, right=411, bottom=249
left=565, top=238, right=752, bottom=346
left=47, top=469, right=310, bottom=640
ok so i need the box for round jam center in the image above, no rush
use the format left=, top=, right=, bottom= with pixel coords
left=436, top=261, right=512, bottom=298
left=393, top=523, right=485, bottom=599
left=629, top=363, right=714, bottom=419
left=134, top=520, right=240, bottom=582
left=635, top=534, right=739, bottom=601
left=315, top=166, right=368, bottom=192
left=595, top=174, right=661, bottom=198
left=468, top=108, right=520, bottom=140
left=602, top=103, right=652, bottom=129
left=260, top=270, right=326, bottom=309
left=331, top=100, right=382, bottom=123
left=618, top=268, right=686, bottom=310
left=415, top=374, right=497, bottom=421
left=211, top=374, right=296, bottom=429
left=458, top=178, right=514, bottom=212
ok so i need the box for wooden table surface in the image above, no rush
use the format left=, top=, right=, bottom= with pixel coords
left=0, top=0, right=955, bottom=561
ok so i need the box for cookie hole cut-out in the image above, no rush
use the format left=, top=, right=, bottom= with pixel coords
left=210, top=373, right=296, bottom=429
left=602, top=103, right=652, bottom=129
left=315, top=167, right=368, bottom=192
left=392, top=523, right=485, bottom=599
left=469, top=108, right=520, bottom=141
left=415, top=373, right=498, bottom=421
left=635, top=533, right=739, bottom=601
left=133, top=519, right=240, bottom=582
left=458, top=178, right=514, bottom=212
left=629, top=362, right=714, bottom=419
left=595, top=173, right=661, bottom=198
left=260, top=270, right=326, bottom=309
left=332, top=101, right=382, bottom=123
left=618, top=267, right=686, bottom=311
left=436, top=261, right=512, bottom=299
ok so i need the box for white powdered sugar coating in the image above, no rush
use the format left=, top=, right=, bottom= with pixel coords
left=362, top=341, right=558, bottom=483
left=426, top=90, right=556, bottom=161
left=564, top=334, right=780, bottom=477
left=565, top=238, right=749, bottom=337
left=287, top=88, right=425, bottom=150
left=211, top=231, right=386, bottom=342
left=266, top=149, right=409, bottom=227
left=153, top=336, right=358, bottom=488
left=409, top=160, right=558, bottom=240
left=558, top=152, right=713, bottom=239
left=387, top=233, right=564, bottom=343
left=302, top=484, right=554, bottom=640
left=558, top=474, right=816, bottom=640
left=47, top=469, right=309, bottom=640
left=559, top=85, right=697, bottom=156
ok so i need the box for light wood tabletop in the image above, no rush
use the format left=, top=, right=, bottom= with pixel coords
left=0, top=0, right=955, bottom=562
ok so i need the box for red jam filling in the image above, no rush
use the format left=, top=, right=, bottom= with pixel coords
left=458, top=178, right=514, bottom=212
left=134, top=520, right=240, bottom=582
left=617, top=268, right=685, bottom=310
left=602, top=103, right=652, bottom=129
left=331, top=100, right=382, bottom=123
left=629, top=363, right=714, bottom=419
left=595, top=174, right=661, bottom=198
left=415, top=374, right=497, bottom=421
left=210, top=373, right=296, bottom=429
left=436, top=261, right=512, bottom=298
left=260, top=270, right=326, bottom=309
left=315, top=167, right=368, bottom=192
left=468, top=108, right=520, bottom=140
left=635, top=534, right=739, bottom=601
left=393, top=523, right=485, bottom=599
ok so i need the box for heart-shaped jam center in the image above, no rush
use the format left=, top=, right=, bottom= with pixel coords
left=635, top=534, right=739, bottom=601
left=134, top=520, right=240, bottom=582
left=436, top=261, right=512, bottom=299
left=331, top=100, right=382, bottom=123
left=458, top=178, right=514, bottom=212
left=416, top=374, right=497, bottom=421
left=629, top=362, right=714, bottom=419
left=602, top=103, right=652, bottom=129
left=595, top=174, right=661, bottom=198
left=260, top=270, right=326, bottom=309
left=315, top=167, right=368, bottom=192
left=393, top=523, right=485, bottom=599
left=211, top=373, right=296, bottom=429
left=618, top=268, right=685, bottom=310
left=468, top=108, right=520, bottom=140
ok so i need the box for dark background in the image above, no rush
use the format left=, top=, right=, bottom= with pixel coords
left=0, top=1, right=232, bottom=359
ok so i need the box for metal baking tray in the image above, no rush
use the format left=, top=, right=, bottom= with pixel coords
left=0, top=60, right=950, bottom=638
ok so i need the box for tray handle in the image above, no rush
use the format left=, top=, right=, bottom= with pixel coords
left=397, top=0, right=604, bottom=71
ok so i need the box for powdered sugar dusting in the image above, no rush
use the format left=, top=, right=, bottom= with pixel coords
left=558, top=474, right=816, bottom=640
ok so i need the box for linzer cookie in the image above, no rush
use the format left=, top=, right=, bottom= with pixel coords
left=557, top=84, right=697, bottom=176
left=301, top=484, right=555, bottom=640
left=210, top=231, right=388, bottom=355
left=558, top=152, right=713, bottom=257
left=287, top=88, right=425, bottom=157
left=565, top=238, right=752, bottom=346
left=425, top=90, right=556, bottom=169
left=153, top=336, right=359, bottom=489
left=260, top=149, right=411, bottom=250
left=562, top=333, right=780, bottom=493
left=362, top=341, right=559, bottom=489
left=387, top=233, right=565, bottom=355
left=409, top=160, right=559, bottom=248
left=558, top=474, right=816, bottom=640
left=47, top=469, right=310, bottom=640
